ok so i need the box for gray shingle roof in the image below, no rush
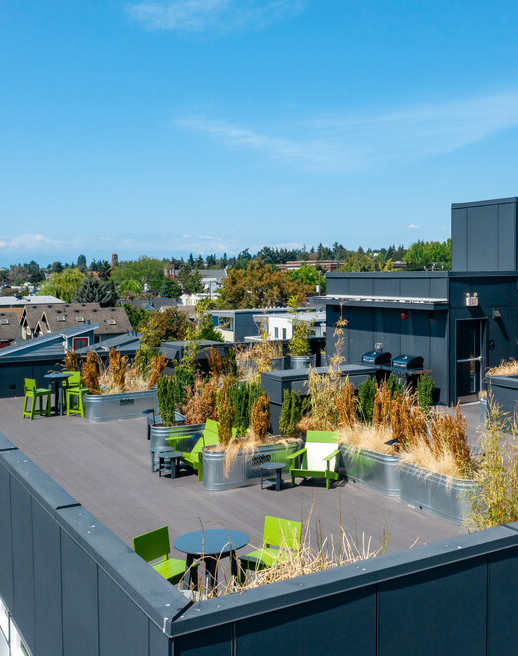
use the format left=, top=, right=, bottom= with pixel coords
left=0, top=312, right=22, bottom=343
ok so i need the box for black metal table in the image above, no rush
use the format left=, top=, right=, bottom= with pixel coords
left=260, top=461, right=287, bottom=491
left=43, top=372, right=72, bottom=416
left=173, top=529, right=249, bottom=590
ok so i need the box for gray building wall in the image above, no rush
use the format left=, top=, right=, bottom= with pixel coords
left=452, top=197, right=518, bottom=272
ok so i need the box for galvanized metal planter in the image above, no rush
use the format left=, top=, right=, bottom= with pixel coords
left=289, top=354, right=317, bottom=369
left=202, top=440, right=301, bottom=491
left=340, top=444, right=401, bottom=497
left=399, top=462, right=476, bottom=525
left=149, top=414, right=205, bottom=451
left=84, top=389, right=158, bottom=423
left=238, top=357, right=285, bottom=376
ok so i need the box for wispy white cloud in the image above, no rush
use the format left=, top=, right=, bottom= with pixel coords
left=0, top=234, right=61, bottom=250
left=408, top=224, right=421, bottom=230
left=126, top=0, right=306, bottom=32
left=175, top=90, right=518, bottom=173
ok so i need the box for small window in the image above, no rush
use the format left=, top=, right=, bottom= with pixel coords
left=219, top=317, right=233, bottom=331
left=282, top=328, right=287, bottom=340
left=0, top=319, right=9, bottom=325
left=274, top=327, right=278, bottom=338
left=72, top=337, right=88, bottom=350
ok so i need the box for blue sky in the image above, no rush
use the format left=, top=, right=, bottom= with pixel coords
left=2, top=0, right=518, bottom=266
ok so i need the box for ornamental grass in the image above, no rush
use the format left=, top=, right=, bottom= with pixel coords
left=486, top=358, right=518, bottom=376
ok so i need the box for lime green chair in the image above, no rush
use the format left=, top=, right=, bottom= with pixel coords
left=133, top=526, right=197, bottom=586
left=239, top=516, right=302, bottom=582
left=166, top=419, right=237, bottom=481
left=288, top=430, right=341, bottom=490
left=66, top=373, right=88, bottom=417
left=22, top=379, right=51, bottom=420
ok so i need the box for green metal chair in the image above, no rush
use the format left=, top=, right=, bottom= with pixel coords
left=22, top=379, right=51, bottom=420
left=166, top=419, right=236, bottom=481
left=288, top=430, right=341, bottom=490
left=66, top=373, right=88, bottom=418
left=132, top=525, right=197, bottom=586
left=239, top=516, right=302, bottom=582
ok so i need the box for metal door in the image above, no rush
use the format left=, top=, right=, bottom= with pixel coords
left=456, top=319, right=485, bottom=402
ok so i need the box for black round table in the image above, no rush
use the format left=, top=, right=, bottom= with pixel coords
left=43, top=372, right=72, bottom=416
left=173, top=529, right=249, bottom=590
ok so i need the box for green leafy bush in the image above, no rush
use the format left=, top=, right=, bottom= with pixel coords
left=357, top=377, right=376, bottom=424
left=157, top=375, right=177, bottom=426
left=416, top=374, right=435, bottom=415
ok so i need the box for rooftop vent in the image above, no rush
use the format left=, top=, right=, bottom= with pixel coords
left=0, top=319, right=9, bottom=325
left=107, top=319, right=117, bottom=325
left=57, top=316, right=66, bottom=322
left=76, top=317, right=84, bottom=322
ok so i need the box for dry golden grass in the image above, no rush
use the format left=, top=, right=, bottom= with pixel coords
left=206, top=435, right=298, bottom=476
left=399, top=441, right=464, bottom=480
left=486, top=358, right=518, bottom=376
left=339, top=422, right=395, bottom=455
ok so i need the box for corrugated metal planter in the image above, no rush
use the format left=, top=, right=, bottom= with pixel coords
left=289, top=354, right=317, bottom=369
left=149, top=414, right=205, bottom=451
left=202, top=440, right=301, bottom=491
left=340, top=444, right=401, bottom=496
left=84, top=389, right=158, bottom=423
left=238, top=357, right=285, bottom=376
left=399, top=462, right=476, bottom=525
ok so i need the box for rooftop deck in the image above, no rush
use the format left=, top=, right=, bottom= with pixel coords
left=0, top=397, right=483, bottom=559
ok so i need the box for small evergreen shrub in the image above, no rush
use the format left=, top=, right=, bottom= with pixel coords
left=416, top=374, right=435, bottom=415
left=357, top=377, right=376, bottom=424
left=157, top=375, right=177, bottom=426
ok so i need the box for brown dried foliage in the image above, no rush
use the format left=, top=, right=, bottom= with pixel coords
left=250, top=392, right=270, bottom=442
left=81, top=351, right=101, bottom=394
left=147, top=353, right=168, bottom=388
left=108, top=348, right=127, bottom=392
left=373, top=382, right=391, bottom=427
left=63, top=349, right=79, bottom=372
left=184, top=377, right=219, bottom=425
left=207, top=347, right=224, bottom=376
left=335, top=383, right=356, bottom=428
left=430, top=404, right=471, bottom=472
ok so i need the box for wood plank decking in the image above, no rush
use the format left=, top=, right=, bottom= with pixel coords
left=0, top=396, right=470, bottom=560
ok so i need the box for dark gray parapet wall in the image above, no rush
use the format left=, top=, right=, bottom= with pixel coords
left=452, top=197, right=518, bottom=272
left=261, top=364, right=375, bottom=434
left=486, top=373, right=518, bottom=421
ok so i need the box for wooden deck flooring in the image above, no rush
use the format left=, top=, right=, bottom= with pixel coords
left=0, top=396, right=473, bottom=559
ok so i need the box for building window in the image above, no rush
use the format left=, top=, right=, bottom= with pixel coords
left=282, top=328, right=287, bottom=340
left=72, top=337, right=89, bottom=350
left=274, top=327, right=279, bottom=339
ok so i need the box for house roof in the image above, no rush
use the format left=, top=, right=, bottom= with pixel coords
left=0, top=295, right=63, bottom=306
left=0, top=322, right=98, bottom=358
left=0, top=312, right=22, bottom=342
left=199, top=269, right=227, bottom=282
left=75, top=332, right=142, bottom=355
left=37, top=304, right=132, bottom=336
left=20, top=304, right=75, bottom=333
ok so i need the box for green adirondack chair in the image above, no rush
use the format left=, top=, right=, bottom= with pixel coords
left=165, top=419, right=236, bottom=481
left=239, top=516, right=302, bottom=582
left=288, top=430, right=341, bottom=490
left=133, top=526, right=197, bottom=586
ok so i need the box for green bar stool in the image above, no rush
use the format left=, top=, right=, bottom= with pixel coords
left=22, top=379, right=51, bottom=420
left=66, top=383, right=88, bottom=417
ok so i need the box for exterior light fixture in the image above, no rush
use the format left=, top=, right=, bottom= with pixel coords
left=493, top=308, right=501, bottom=320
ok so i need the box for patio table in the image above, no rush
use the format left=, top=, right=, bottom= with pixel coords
left=173, top=529, right=249, bottom=590
left=43, top=372, right=72, bottom=416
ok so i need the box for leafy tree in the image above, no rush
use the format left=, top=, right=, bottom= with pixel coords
left=118, top=280, right=143, bottom=295
left=288, top=264, right=325, bottom=294
left=51, top=261, right=63, bottom=273
left=38, top=268, right=85, bottom=302
left=159, top=278, right=182, bottom=298
left=140, top=308, right=189, bottom=348
left=218, top=261, right=312, bottom=309
left=110, top=256, right=165, bottom=287
left=123, top=303, right=149, bottom=331
left=403, top=239, right=451, bottom=271
left=73, top=277, right=118, bottom=307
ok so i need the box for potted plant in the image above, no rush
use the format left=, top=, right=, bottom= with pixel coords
left=287, top=296, right=315, bottom=369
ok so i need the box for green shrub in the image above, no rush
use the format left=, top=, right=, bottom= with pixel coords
left=157, top=375, right=177, bottom=426
left=416, top=374, right=435, bottom=415
left=222, top=348, right=238, bottom=377
left=387, top=373, right=404, bottom=398
left=357, top=377, right=376, bottom=424
left=173, top=363, right=195, bottom=408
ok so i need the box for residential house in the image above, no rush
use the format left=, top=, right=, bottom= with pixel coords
left=35, top=305, right=132, bottom=343
left=0, top=312, right=22, bottom=349
left=264, top=308, right=326, bottom=341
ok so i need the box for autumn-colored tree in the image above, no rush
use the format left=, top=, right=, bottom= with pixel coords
left=218, top=261, right=311, bottom=309
left=139, top=308, right=189, bottom=348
